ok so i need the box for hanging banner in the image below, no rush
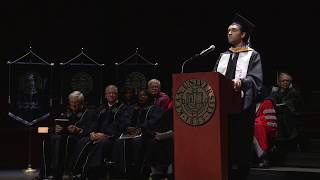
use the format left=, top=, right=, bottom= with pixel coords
left=114, top=50, right=158, bottom=95
left=59, top=50, right=104, bottom=107
left=8, top=50, right=53, bottom=125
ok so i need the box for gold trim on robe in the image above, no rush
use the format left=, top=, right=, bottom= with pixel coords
left=229, top=47, right=253, bottom=53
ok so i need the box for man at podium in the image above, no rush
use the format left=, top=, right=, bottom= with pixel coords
left=213, top=14, right=263, bottom=180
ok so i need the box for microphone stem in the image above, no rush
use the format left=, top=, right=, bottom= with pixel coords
left=181, top=54, right=199, bottom=73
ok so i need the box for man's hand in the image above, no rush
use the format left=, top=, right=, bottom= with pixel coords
left=127, top=127, right=141, bottom=136
left=95, top=132, right=107, bottom=141
left=67, top=125, right=82, bottom=134
left=90, top=132, right=107, bottom=142
left=232, top=79, right=241, bottom=92
left=89, top=132, right=96, bottom=141
left=55, top=125, right=63, bottom=134
left=154, top=130, right=173, bottom=141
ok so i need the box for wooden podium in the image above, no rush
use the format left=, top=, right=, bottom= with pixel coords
left=172, top=72, right=241, bottom=180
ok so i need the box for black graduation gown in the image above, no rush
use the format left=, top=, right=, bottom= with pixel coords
left=113, top=104, right=162, bottom=177
left=72, top=102, right=126, bottom=178
left=39, top=107, right=97, bottom=179
left=124, top=104, right=162, bottom=136
left=146, top=107, right=173, bottom=168
left=214, top=49, right=263, bottom=178
left=270, top=87, right=302, bottom=139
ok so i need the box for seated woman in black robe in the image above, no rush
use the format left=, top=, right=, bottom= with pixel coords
left=146, top=106, right=173, bottom=180
left=121, top=86, right=138, bottom=106
left=113, top=89, right=162, bottom=180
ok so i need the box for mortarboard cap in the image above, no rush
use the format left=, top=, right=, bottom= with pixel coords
left=232, top=13, right=256, bottom=35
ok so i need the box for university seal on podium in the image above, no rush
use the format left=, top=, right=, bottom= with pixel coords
left=174, top=79, right=216, bottom=126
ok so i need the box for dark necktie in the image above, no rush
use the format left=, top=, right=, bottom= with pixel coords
left=225, top=53, right=239, bottom=80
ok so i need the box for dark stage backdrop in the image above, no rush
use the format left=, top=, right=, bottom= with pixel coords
left=113, top=51, right=158, bottom=97
left=58, top=52, right=104, bottom=108
left=1, top=1, right=319, bottom=168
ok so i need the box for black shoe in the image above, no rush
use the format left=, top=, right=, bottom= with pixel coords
left=151, top=174, right=164, bottom=180
left=62, top=174, right=73, bottom=180
left=258, top=158, right=270, bottom=168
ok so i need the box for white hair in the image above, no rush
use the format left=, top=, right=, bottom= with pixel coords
left=68, top=91, right=84, bottom=103
left=105, top=84, right=118, bottom=93
left=279, top=72, right=292, bottom=81
left=147, top=79, right=161, bottom=87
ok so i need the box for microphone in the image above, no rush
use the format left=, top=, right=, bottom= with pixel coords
left=199, top=45, right=215, bottom=56
left=181, top=44, right=216, bottom=73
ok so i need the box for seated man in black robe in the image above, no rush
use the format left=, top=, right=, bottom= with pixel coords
left=113, top=89, right=162, bottom=180
left=270, top=72, right=303, bottom=152
left=38, top=91, right=97, bottom=179
left=270, top=72, right=302, bottom=141
left=69, top=85, right=127, bottom=179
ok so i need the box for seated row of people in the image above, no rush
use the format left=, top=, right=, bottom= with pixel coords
left=37, top=79, right=173, bottom=180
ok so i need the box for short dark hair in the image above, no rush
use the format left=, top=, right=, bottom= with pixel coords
left=138, top=89, right=153, bottom=105
left=231, top=14, right=255, bottom=45
left=233, top=23, right=249, bottom=43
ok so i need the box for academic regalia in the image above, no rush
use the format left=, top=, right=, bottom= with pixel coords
left=213, top=13, right=263, bottom=178
left=146, top=107, right=173, bottom=179
left=153, top=92, right=172, bottom=113
left=95, top=102, right=127, bottom=138
left=253, top=98, right=278, bottom=158
left=214, top=47, right=263, bottom=110
left=270, top=87, right=302, bottom=139
left=124, top=104, right=162, bottom=136
left=71, top=101, right=126, bottom=179
left=113, top=103, right=162, bottom=179
left=39, top=107, right=97, bottom=179
left=123, top=97, right=138, bottom=107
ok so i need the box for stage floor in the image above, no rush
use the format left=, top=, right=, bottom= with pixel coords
left=249, top=166, right=320, bottom=180
left=1, top=167, right=320, bottom=180
left=0, top=169, right=38, bottom=180
left=251, top=166, right=320, bottom=173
